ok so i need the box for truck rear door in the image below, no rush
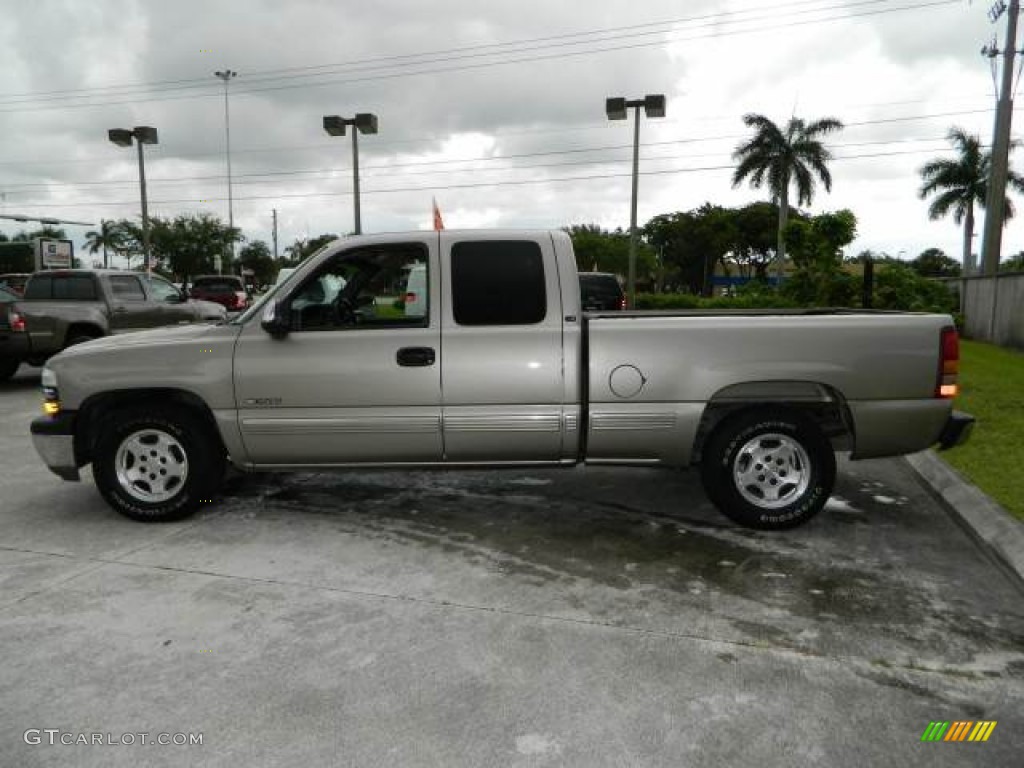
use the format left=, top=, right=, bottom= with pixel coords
left=439, top=233, right=566, bottom=462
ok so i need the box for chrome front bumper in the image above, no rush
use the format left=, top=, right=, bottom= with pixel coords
left=30, top=413, right=81, bottom=482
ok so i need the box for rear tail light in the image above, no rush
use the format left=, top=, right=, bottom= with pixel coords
left=619, top=296, right=627, bottom=310
left=404, top=292, right=417, bottom=304
left=9, top=310, right=25, bottom=333
left=936, top=326, right=960, bottom=398
left=234, top=291, right=248, bottom=309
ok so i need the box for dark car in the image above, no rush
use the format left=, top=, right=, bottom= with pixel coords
left=0, top=273, right=31, bottom=296
left=189, top=275, right=250, bottom=312
left=579, top=272, right=626, bottom=311
left=0, top=286, right=29, bottom=380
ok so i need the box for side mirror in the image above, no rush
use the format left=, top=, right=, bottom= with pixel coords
left=261, top=301, right=291, bottom=337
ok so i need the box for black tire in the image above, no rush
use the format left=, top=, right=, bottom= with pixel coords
left=700, top=409, right=835, bottom=530
left=0, top=357, right=20, bottom=382
left=65, top=333, right=99, bottom=348
left=92, top=406, right=226, bottom=522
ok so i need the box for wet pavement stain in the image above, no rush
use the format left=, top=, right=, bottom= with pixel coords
left=224, top=470, right=1024, bottom=668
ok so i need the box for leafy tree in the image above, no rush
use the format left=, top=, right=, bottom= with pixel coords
left=919, top=126, right=1024, bottom=273
left=732, top=113, right=843, bottom=280
left=565, top=224, right=655, bottom=279
left=645, top=204, right=736, bottom=296
left=12, top=226, right=68, bottom=242
left=874, top=263, right=957, bottom=314
left=782, top=209, right=858, bottom=306
left=910, top=247, right=961, bottom=278
left=1001, top=251, right=1024, bottom=272
left=239, top=240, right=276, bottom=286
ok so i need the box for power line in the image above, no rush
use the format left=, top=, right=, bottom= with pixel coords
left=7, top=146, right=977, bottom=211
left=0, top=0, right=960, bottom=114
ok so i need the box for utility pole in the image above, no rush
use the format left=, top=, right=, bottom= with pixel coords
left=980, top=0, right=1019, bottom=275
left=272, top=209, right=279, bottom=261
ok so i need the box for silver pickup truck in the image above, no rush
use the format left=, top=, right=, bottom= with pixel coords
left=30, top=229, right=973, bottom=530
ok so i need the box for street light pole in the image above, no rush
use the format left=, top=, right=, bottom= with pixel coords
left=108, top=126, right=158, bottom=274
left=323, top=113, right=379, bottom=235
left=606, top=94, right=666, bottom=307
left=136, top=138, right=151, bottom=274
left=215, top=69, right=237, bottom=273
left=352, top=127, right=361, bottom=235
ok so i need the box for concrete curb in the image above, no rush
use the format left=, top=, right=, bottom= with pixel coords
left=906, top=450, right=1024, bottom=585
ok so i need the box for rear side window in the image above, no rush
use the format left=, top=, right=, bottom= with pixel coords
left=109, top=275, right=146, bottom=300
left=24, top=275, right=98, bottom=300
left=451, top=240, right=546, bottom=326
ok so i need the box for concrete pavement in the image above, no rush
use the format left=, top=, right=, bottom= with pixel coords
left=1, top=367, right=1022, bottom=767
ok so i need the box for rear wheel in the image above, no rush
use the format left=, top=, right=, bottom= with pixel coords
left=65, top=332, right=99, bottom=348
left=92, top=406, right=225, bottom=522
left=700, top=409, right=835, bottom=530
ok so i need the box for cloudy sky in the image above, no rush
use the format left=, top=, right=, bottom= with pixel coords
left=0, top=0, right=1017, bottom=267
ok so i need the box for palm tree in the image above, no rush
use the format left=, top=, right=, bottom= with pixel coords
left=918, top=127, right=1024, bottom=274
left=84, top=219, right=124, bottom=269
left=732, top=113, right=844, bottom=280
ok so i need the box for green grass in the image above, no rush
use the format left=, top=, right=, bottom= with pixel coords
left=941, top=340, right=1024, bottom=521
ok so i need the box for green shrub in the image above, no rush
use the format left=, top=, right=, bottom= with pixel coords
left=873, top=264, right=957, bottom=314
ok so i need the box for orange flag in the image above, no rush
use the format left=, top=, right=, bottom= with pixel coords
left=432, top=198, right=444, bottom=231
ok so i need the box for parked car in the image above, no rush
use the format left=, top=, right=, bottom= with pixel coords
left=579, top=272, right=626, bottom=310
left=189, top=275, right=250, bottom=312
left=31, top=230, right=972, bottom=531
left=0, top=269, right=226, bottom=381
left=0, top=286, right=28, bottom=380
left=0, top=273, right=31, bottom=296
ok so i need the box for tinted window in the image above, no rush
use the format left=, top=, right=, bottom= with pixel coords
left=580, top=274, right=622, bottom=298
left=451, top=241, right=546, bottom=326
left=25, top=275, right=98, bottom=300
left=109, top=275, right=146, bottom=301
left=193, top=277, right=243, bottom=292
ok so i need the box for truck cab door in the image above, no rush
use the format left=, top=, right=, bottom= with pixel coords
left=105, top=274, right=161, bottom=331
left=439, top=233, right=566, bottom=462
left=232, top=235, right=443, bottom=465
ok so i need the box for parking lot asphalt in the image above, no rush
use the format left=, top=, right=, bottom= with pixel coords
left=1, top=366, right=1022, bottom=767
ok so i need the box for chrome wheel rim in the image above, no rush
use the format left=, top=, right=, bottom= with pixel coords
left=114, top=429, right=189, bottom=503
left=732, top=432, right=811, bottom=510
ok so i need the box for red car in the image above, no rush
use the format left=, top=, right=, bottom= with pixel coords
left=189, top=275, right=250, bottom=312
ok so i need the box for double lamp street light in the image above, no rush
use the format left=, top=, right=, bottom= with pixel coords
left=605, top=93, right=666, bottom=307
left=323, top=113, right=378, bottom=235
left=108, top=125, right=158, bottom=274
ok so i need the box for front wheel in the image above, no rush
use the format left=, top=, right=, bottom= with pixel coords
left=92, top=406, right=226, bottom=522
left=700, top=409, right=835, bottom=530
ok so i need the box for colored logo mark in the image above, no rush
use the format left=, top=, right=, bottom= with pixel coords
left=921, top=721, right=997, bottom=742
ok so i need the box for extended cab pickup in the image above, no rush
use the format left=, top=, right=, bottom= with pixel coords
left=30, top=230, right=973, bottom=530
left=0, top=269, right=226, bottom=380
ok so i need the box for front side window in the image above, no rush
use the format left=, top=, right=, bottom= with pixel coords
left=451, top=240, right=546, bottom=326
left=287, top=244, right=429, bottom=332
left=144, top=275, right=181, bottom=302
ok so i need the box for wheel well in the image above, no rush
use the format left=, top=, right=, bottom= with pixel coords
left=64, top=323, right=104, bottom=345
left=692, top=384, right=854, bottom=463
left=74, top=389, right=225, bottom=466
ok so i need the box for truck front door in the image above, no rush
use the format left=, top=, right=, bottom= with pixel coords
left=232, top=236, right=442, bottom=465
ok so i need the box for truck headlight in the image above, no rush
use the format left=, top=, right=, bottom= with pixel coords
left=41, top=367, right=60, bottom=414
